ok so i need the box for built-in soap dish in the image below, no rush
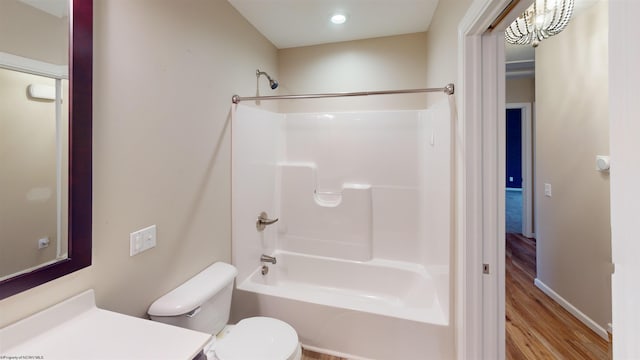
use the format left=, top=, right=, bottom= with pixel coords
left=314, top=190, right=342, bottom=207
left=313, top=183, right=370, bottom=207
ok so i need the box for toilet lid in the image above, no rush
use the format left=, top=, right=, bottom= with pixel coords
left=215, top=317, right=299, bottom=360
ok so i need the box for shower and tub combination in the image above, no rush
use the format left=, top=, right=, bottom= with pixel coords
left=230, top=72, right=455, bottom=359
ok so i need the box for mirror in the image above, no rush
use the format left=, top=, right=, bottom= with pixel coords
left=0, top=0, right=70, bottom=282
left=0, top=0, right=92, bottom=300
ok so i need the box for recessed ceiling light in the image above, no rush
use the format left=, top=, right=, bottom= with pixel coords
left=330, top=14, right=347, bottom=25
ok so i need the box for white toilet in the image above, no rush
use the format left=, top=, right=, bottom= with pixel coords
left=148, top=262, right=301, bottom=360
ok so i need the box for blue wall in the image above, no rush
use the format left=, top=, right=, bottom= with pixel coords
left=506, top=108, right=522, bottom=188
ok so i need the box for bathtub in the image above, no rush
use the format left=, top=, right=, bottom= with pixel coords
left=231, top=105, right=454, bottom=358
left=232, top=251, right=452, bottom=360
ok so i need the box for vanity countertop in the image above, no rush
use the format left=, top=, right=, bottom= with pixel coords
left=0, top=289, right=211, bottom=360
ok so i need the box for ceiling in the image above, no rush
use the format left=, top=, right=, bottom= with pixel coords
left=229, top=0, right=604, bottom=78
left=19, top=0, right=602, bottom=77
left=227, top=0, right=440, bottom=49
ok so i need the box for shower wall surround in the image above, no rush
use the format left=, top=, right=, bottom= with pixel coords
left=279, top=163, right=373, bottom=261
left=231, top=101, right=453, bottom=358
left=232, top=102, right=452, bottom=285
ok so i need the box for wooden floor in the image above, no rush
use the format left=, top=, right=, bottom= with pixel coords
left=301, top=349, right=345, bottom=360
left=300, top=234, right=610, bottom=360
left=506, top=233, right=610, bottom=359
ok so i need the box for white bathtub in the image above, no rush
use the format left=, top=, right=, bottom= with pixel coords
left=232, top=105, right=454, bottom=358
left=232, top=251, right=452, bottom=359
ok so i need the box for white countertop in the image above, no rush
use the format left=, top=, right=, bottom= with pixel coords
left=0, top=290, right=211, bottom=360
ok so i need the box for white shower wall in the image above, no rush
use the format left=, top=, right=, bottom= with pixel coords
left=232, top=99, right=452, bottom=281
left=232, top=105, right=284, bottom=283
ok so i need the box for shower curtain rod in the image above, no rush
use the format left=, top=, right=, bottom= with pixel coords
left=231, top=83, right=454, bottom=104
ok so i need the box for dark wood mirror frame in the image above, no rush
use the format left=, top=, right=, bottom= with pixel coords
left=0, top=0, right=92, bottom=301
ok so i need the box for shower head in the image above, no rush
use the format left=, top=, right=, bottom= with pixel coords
left=256, top=69, right=279, bottom=90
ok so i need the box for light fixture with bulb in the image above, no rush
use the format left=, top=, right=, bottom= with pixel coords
left=505, top=0, right=575, bottom=47
left=330, top=14, right=347, bottom=25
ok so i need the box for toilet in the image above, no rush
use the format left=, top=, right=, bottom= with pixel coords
left=148, top=262, right=301, bottom=360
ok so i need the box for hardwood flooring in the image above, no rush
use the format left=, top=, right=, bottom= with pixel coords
left=301, top=348, right=345, bottom=360
left=506, top=233, right=610, bottom=359
left=300, top=234, right=610, bottom=360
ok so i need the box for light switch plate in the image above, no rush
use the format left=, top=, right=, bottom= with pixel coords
left=130, top=225, right=157, bottom=256
left=544, top=183, right=552, bottom=197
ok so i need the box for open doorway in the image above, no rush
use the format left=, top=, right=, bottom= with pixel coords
left=505, top=107, right=523, bottom=232
left=460, top=0, right=619, bottom=358
left=502, top=1, right=611, bottom=358
left=505, top=103, right=533, bottom=237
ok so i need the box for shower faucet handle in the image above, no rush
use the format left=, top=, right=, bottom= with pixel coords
left=256, top=211, right=279, bottom=231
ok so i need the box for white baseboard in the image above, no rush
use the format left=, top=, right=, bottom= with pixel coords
left=534, top=278, right=609, bottom=341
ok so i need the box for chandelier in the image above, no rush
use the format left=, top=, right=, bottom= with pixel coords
left=505, top=0, right=575, bottom=47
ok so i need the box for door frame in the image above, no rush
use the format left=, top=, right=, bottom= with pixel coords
left=456, top=1, right=532, bottom=359
left=506, top=102, right=534, bottom=238
left=459, top=1, right=638, bottom=359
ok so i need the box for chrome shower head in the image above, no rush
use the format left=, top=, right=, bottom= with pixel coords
left=256, top=69, right=279, bottom=90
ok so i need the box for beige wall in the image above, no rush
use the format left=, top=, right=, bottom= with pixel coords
left=278, top=32, right=428, bottom=112
left=0, top=0, right=68, bottom=65
left=424, top=0, right=473, bottom=106
left=535, top=1, right=610, bottom=329
left=0, top=0, right=278, bottom=327
left=276, top=0, right=472, bottom=112
left=0, top=0, right=475, bottom=331
left=506, top=77, right=535, bottom=104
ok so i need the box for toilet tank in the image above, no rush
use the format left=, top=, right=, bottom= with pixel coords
left=148, top=262, right=238, bottom=335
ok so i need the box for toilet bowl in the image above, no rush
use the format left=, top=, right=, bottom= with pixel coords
left=208, top=317, right=301, bottom=360
left=147, top=262, right=301, bottom=360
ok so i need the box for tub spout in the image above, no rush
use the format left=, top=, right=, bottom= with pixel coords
left=260, top=254, right=277, bottom=264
